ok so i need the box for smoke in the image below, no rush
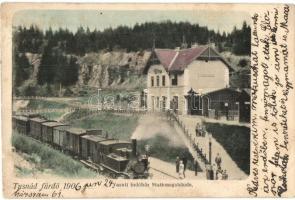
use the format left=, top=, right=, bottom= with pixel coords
left=131, top=115, right=184, bottom=147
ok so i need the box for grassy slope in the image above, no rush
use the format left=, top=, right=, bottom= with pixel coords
left=204, top=122, right=250, bottom=174
left=71, top=112, right=139, bottom=140
left=12, top=133, right=97, bottom=178
left=24, top=99, right=68, bottom=110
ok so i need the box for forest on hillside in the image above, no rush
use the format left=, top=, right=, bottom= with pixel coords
left=14, top=21, right=251, bottom=55
left=13, top=20, right=251, bottom=96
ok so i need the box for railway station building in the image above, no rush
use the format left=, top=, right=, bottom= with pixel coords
left=143, top=44, right=250, bottom=122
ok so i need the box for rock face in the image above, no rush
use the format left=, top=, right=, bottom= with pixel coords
left=24, top=53, right=42, bottom=81
left=77, top=50, right=151, bottom=88
left=22, top=50, right=150, bottom=90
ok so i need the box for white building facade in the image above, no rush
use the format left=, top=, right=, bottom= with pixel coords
left=144, top=45, right=233, bottom=115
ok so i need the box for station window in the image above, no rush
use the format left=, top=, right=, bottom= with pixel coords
left=172, top=74, right=178, bottom=86
left=156, top=76, right=160, bottom=86
left=162, top=96, right=167, bottom=109
left=172, top=96, right=178, bottom=110
left=156, top=97, right=160, bottom=108
left=151, top=76, right=154, bottom=87
left=162, top=75, right=166, bottom=86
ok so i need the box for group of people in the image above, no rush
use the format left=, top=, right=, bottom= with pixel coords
left=174, top=153, right=228, bottom=180
left=211, top=153, right=228, bottom=180
left=175, top=156, right=187, bottom=179
left=195, top=123, right=206, bottom=137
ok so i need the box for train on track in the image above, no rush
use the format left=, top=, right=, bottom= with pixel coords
left=12, top=114, right=149, bottom=179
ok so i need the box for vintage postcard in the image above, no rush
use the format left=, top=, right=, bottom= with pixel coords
left=1, top=3, right=295, bottom=198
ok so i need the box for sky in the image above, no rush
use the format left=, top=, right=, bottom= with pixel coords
left=13, top=10, right=250, bottom=34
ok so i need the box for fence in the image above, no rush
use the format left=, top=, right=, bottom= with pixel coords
left=166, top=110, right=209, bottom=165
left=13, top=96, right=51, bottom=100
left=16, top=108, right=76, bottom=115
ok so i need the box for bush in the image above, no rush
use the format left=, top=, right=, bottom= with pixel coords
left=15, top=166, right=35, bottom=177
left=238, top=58, right=248, bottom=68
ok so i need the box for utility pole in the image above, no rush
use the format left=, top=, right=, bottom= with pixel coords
left=209, top=133, right=212, bottom=164
left=208, top=32, right=211, bottom=60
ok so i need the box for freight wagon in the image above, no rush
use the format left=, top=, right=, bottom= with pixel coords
left=12, top=115, right=30, bottom=135
left=41, top=121, right=67, bottom=144
left=52, top=125, right=70, bottom=149
left=29, top=117, right=52, bottom=140
left=65, top=127, right=87, bottom=156
left=81, top=134, right=108, bottom=163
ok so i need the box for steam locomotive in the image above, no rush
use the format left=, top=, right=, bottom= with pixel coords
left=12, top=114, right=149, bottom=179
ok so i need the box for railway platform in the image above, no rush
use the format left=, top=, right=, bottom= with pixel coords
left=149, top=157, right=206, bottom=180
left=178, top=115, right=248, bottom=180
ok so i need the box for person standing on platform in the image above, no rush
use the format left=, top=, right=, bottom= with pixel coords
left=212, top=163, right=217, bottom=180
left=215, top=153, right=222, bottom=169
left=194, top=159, right=198, bottom=176
left=222, top=170, right=228, bottom=180
left=179, top=160, right=184, bottom=179
left=201, top=125, right=207, bottom=137
left=182, top=157, right=187, bottom=178
left=216, top=168, right=222, bottom=180
left=176, top=156, right=180, bottom=174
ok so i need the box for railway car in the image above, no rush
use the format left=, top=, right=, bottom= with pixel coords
left=12, top=115, right=30, bottom=135
left=65, top=127, right=87, bottom=156
left=81, top=133, right=108, bottom=163
left=42, top=121, right=67, bottom=144
left=52, top=125, right=70, bottom=150
left=29, top=117, right=52, bottom=140
left=99, top=140, right=132, bottom=172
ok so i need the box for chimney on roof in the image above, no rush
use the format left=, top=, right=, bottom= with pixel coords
left=181, top=35, right=188, bottom=49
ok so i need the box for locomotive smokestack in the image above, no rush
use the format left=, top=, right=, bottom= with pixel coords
left=132, top=139, right=137, bottom=157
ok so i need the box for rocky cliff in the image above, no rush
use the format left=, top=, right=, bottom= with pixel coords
left=77, top=50, right=151, bottom=89
left=22, top=50, right=150, bottom=91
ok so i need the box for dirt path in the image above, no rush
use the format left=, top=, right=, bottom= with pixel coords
left=57, top=109, right=76, bottom=122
